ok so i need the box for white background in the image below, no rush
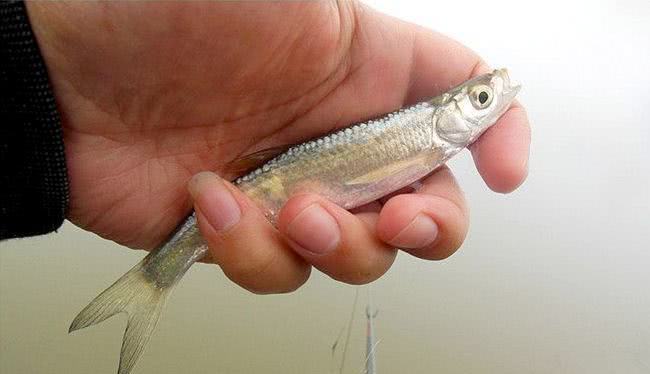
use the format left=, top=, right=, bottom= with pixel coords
left=2, top=1, right=649, bottom=373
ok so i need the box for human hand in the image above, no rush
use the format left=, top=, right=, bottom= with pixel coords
left=27, top=2, right=530, bottom=293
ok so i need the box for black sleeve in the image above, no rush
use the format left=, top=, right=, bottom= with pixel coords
left=0, top=1, right=69, bottom=239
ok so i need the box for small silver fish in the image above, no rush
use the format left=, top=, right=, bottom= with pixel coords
left=69, top=69, right=520, bottom=374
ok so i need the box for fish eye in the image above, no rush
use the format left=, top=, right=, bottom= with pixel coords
left=479, top=91, right=489, bottom=104
left=470, top=85, right=493, bottom=109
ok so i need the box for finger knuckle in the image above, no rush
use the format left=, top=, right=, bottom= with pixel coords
left=240, top=265, right=310, bottom=295
left=225, top=250, right=277, bottom=285
left=274, top=269, right=311, bottom=294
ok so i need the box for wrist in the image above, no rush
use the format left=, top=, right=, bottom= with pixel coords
left=24, top=1, right=72, bottom=107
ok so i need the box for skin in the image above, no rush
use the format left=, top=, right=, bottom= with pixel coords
left=26, top=1, right=531, bottom=294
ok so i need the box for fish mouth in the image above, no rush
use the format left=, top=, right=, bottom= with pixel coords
left=496, top=68, right=521, bottom=99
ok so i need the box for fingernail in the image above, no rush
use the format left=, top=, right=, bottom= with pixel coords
left=286, top=204, right=340, bottom=255
left=390, top=214, right=438, bottom=249
left=188, top=172, right=241, bottom=232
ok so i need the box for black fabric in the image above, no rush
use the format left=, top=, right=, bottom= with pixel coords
left=1, top=1, right=69, bottom=239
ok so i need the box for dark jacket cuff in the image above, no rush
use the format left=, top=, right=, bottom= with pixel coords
left=1, top=1, right=69, bottom=239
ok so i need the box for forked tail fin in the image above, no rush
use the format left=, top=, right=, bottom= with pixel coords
left=69, top=260, right=170, bottom=374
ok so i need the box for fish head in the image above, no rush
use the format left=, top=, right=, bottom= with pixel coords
left=433, top=68, right=521, bottom=145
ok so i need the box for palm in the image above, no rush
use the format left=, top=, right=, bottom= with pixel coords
left=33, top=2, right=362, bottom=248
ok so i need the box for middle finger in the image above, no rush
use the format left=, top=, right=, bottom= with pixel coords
left=277, top=194, right=397, bottom=285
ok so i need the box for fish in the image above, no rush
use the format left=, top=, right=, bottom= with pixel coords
left=69, top=68, right=521, bottom=374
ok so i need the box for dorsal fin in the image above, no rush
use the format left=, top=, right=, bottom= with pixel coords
left=224, top=145, right=290, bottom=176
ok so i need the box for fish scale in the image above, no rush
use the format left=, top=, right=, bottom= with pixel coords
left=237, top=102, right=439, bottom=217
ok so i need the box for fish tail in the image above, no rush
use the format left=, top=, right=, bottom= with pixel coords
left=69, top=259, right=170, bottom=374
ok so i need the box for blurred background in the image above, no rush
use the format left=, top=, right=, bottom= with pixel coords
left=1, top=0, right=649, bottom=373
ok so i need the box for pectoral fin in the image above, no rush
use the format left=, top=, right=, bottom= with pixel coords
left=345, top=154, right=431, bottom=186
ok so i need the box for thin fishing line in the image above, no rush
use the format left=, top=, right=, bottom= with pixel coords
left=339, top=286, right=360, bottom=374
